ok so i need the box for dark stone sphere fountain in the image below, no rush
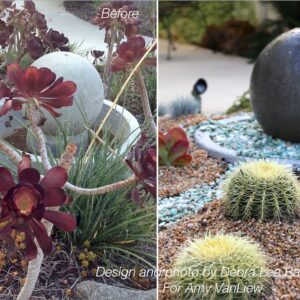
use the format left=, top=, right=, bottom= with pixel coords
left=250, top=28, right=300, bottom=143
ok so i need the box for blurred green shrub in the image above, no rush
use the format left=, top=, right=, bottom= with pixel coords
left=159, top=1, right=300, bottom=60
left=227, top=91, right=252, bottom=114
left=159, top=1, right=256, bottom=45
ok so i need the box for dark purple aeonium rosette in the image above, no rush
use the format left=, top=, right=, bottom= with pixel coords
left=26, top=36, right=45, bottom=59
left=0, top=154, right=76, bottom=260
left=0, top=64, right=76, bottom=118
left=45, top=29, right=69, bottom=51
left=125, top=135, right=156, bottom=207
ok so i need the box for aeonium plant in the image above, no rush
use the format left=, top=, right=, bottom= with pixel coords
left=92, top=0, right=142, bottom=95
left=126, top=134, right=156, bottom=207
left=92, top=0, right=141, bottom=43
left=159, top=127, right=192, bottom=167
left=0, top=63, right=76, bottom=118
left=111, top=35, right=156, bottom=72
left=111, top=34, right=157, bottom=134
left=0, top=0, right=70, bottom=69
left=0, top=153, right=76, bottom=260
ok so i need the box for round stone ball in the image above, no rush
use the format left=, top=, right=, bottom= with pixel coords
left=31, top=51, right=104, bottom=136
left=250, top=28, right=300, bottom=143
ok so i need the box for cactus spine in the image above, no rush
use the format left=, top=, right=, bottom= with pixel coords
left=223, top=160, right=300, bottom=221
left=172, top=234, right=269, bottom=300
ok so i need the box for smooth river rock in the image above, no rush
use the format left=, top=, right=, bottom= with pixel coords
left=250, top=28, right=300, bottom=143
left=73, top=281, right=157, bottom=300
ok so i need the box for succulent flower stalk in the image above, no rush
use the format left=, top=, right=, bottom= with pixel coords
left=59, top=143, right=77, bottom=173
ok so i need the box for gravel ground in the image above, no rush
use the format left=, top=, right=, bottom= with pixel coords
left=158, top=113, right=300, bottom=300
left=158, top=114, right=227, bottom=226
left=159, top=114, right=208, bottom=132
left=189, top=113, right=300, bottom=160
left=159, top=200, right=300, bottom=300
left=159, top=142, right=225, bottom=199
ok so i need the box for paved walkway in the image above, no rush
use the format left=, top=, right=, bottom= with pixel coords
left=16, top=1, right=153, bottom=59
left=158, top=39, right=254, bottom=115
left=33, top=0, right=106, bottom=55
left=14, top=0, right=106, bottom=55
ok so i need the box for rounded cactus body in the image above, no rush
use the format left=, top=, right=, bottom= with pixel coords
left=224, top=160, right=300, bottom=221
left=173, top=234, right=269, bottom=300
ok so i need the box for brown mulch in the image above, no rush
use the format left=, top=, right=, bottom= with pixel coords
left=159, top=142, right=226, bottom=198
left=0, top=237, right=155, bottom=299
left=0, top=238, right=80, bottom=299
left=159, top=114, right=226, bottom=132
left=159, top=114, right=208, bottom=132
left=158, top=200, right=300, bottom=300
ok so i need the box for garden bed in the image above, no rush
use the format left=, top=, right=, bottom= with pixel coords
left=193, top=113, right=300, bottom=166
left=159, top=200, right=300, bottom=300
left=0, top=234, right=156, bottom=299
left=159, top=114, right=208, bottom=132
left=159, top=114, right=228, bottom=226
left=159, top=142, right=225, bottom=199
left=158, top=112, right=300, bottom=299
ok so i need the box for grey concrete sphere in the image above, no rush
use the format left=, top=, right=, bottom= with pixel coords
left=31, top=51, right=104, bottom=136
left=250, top=28, right=300, bottom=143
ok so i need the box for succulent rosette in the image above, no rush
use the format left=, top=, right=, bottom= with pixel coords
left=91, top=50, right=105, bottom=64
left=0, top=64, right=76, bottom=117
left=0, top=154, right=76, bottom=260
left=92, top=1, right=140, bottom=31
left=111, top=36, right=156, bottom=72
left=111, top=1, right=134, bottom=9
left=0, top=0, right=13, bottom=11
left=159, top=127, right=192, bottom=167
left=91, top=50, right=105, bottom=59
left=26, top=36, right=45, bottom=59
left=45, top=29, right=69, bottom=51
left=92, top=2, right=114, bottom=30
left=126, top=135, right=156, bottom=206
left=24, top=0, right=36, bottom=12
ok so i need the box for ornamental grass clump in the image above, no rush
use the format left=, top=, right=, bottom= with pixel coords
left=173, top=234, right=269, bottom=300
left=223, top=160, right=300, bottom=221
